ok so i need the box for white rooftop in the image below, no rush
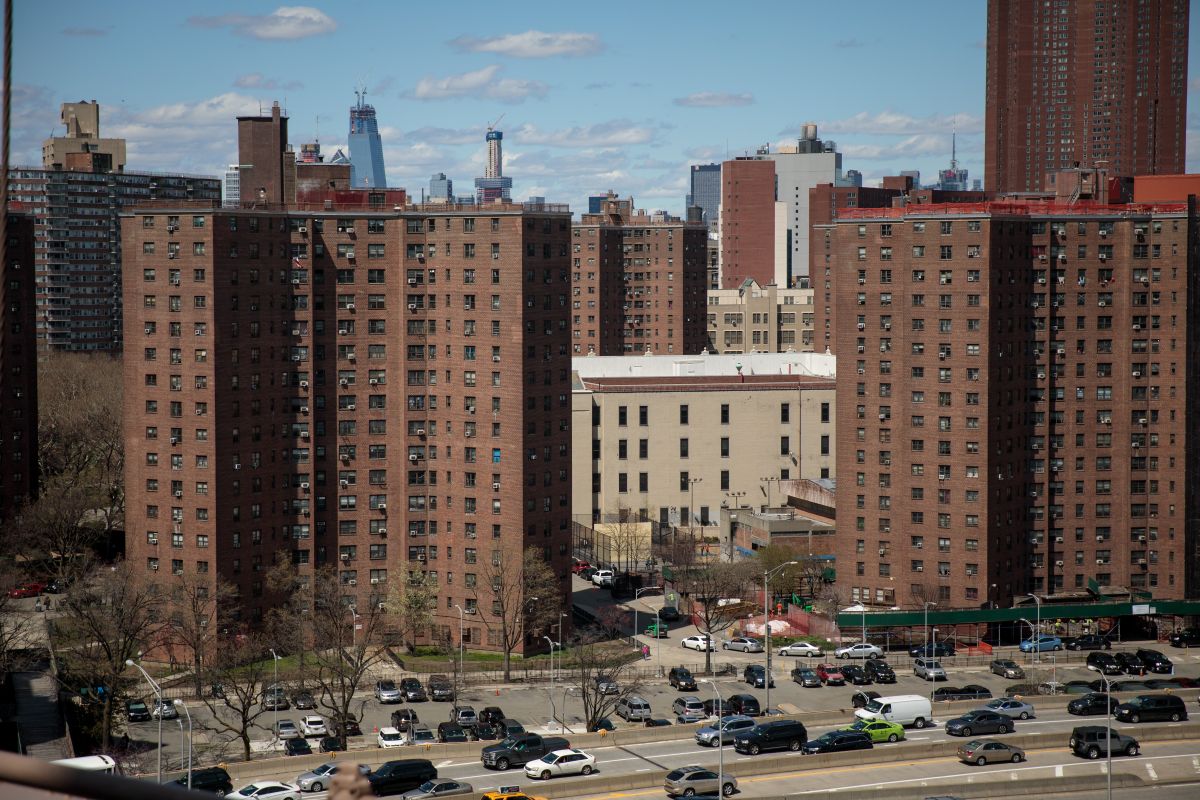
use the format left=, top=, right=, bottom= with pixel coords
left=573, top=350, right=836, bottom=379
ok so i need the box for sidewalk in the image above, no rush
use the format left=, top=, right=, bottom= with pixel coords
left=11, top=612, right=70, bottom=760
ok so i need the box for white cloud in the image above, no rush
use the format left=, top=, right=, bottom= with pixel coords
left=513, top=120, right=656, bottom=148
left=808, top=111, right=984, bottom=136
left=410, top=65, right=548, bottom=103
left=448, top=31, right=602, bottom=58
left=233, top=73, right=304, bottom=91
left=403, top=126, right=482, bottom=146
left=1189, top=77, right=1200, bottom=93
left=673, top=92, right=754, bottom=108
left=684, top=145, right=724, bottom=161
left=835, top=38, right=866, bottom=48
left=2, top=84, right=61, bottom=166
left=188, top=6, right=337, bottom=40
left=840, top=134, right=951, bottom=160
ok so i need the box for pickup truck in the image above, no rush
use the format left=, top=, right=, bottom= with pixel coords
left=480, top=733, right=570, bottom=770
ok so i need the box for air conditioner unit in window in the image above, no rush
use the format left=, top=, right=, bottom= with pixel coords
left=170, top=437, right=179, bottom=445
left=173, top=490, right=182, bottom=498
left=1137, top=535, right=1147, bottom=542
left=408, top=278, right=418, bottom=285
left=1133, top=371, right=1141, bottom=377
left=1055, top=560, right=1064, bottom=567
left=416, top=554, right=426, bottom=562
left=168, top=252, right=177, bottom=259
left=370, top=577, right=380, bottom=584
left=857, top=368, right=865, bottom=375
left=151, top=563, right=159, bottom=570
left=857, top=346, right=865, bottom=353
left=340, top=379, right=349, bottom=386
left=234, top=463, right=241, bottom=470
left=409, top=454, right=418, bottom=462
left=1032, top=443, right=1040, bottom=450
left=1098, top=301, right=1106, bottom=307
left=1055, top=536, right=1063, bottom=543
left=298, top=226, right=307, bottom=233
left=340, top=479, right=349, bottom=488
left=416, top=428, right=425, bottom=436
left=493, top=355, right=500, bottom=362
left=408, top=304, right=418, bottom=311
left=858, top=278, right=865, bottom=284
left=1037, top=277, right=1046, bottom=284
left=347, top=404, right=356, bottom=411
left=1139, top=417, right=1148, bottom=425
left=300, top=405, right=309, bottom=414
left=301, top=431, right=310, bottom=439
left=1038, top=254, right=1047, bottom=261
left=292, top=279, right=300, bottom=286
left=492, top=482, right=500, bottom=490
left=292, top=356, right=301, bottom=362
left=339, top=328, right=349, bottom=335
left=346, top=303, right=356, bottom=311
left=341, top=553, right=350, bottom=561
left=915, top=565, right=923, bottom=571
left=1096, top=559, right=1106, bottom=565
left=369, top=378, right=379, bottom=385
left=301, top=482, right=310, bottom=490
left=377, top=527, right=386, bottom=535
left=348, top=353, right=356, bottom=361
left=302, top=509, right=310, bottom=517
left=377, top=503, right=386, bottom=512
left=348, top=579, right=357, bottom=585
left=1132, top=324, right=1141, bottom=330
left=300, top=380, right=309, bottom=388
left=346, top=227, right=355, bottom=234
left=1099, top=254, right=1107, bottom=261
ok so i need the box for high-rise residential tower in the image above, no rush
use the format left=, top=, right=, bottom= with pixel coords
left=348, top=89, right=387, bottom=190
left=985, top=0, right=1189, bottom=193
left=0, top=213, right=38, bottom=520
left=223, top=165, right=241, bottom=208
left=42, top=100, right=126, bottom=173
left=475, top=128, right=513, bottom=204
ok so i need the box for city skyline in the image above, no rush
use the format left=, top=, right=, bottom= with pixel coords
left=17, top=1, right=1198, bottom=215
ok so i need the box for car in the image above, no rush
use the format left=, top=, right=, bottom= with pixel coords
left=664, top=766, right=738, bottom=798
left=290, top=691, right=316, bottom=710
left=330, top=716, right=362, bottom=738
left=125, top=699, right=151, bottom=722
left=391, top=708, right=420, bottom=731
left=400, top=779, right=474, bottom=799
left=405, top=725, right=436, bottom=745
left=587, top=717, right=615, bottom=733
left=1145, top=679, right=1184, bottom=690
left=839, top=664, right=871, bottom=685
left=591, top=569, right=615, bottom=586
left=436, top=722, right=468, bottom=743
left=851, top=690, right=882, bottom=709
left=815, top=663, right=845, bottom=686
left=378, top=727, right=406, bottom=748
left=151, top=699, right=178, bottom=720
left=914, top=658, right=947, bottom=681
left=990, top=659, right=1026, bottom=679
left=981, top=698, right=1035, bottom=720
left=958, top=739, right=1025, bottom=766
left=702, top=698, right=728, bottom=718
left=7, top=582, right=44, bottom=599
left=864, top=660, right=896, bottom=683
left=44, top=579, right=68, bottom=594
left=1070, top=725, right=1140, bottom=759
left=743, top=665, right=775, bottom=688
left=669, top=666, right=698, bottom=691
left=658, top=606, right=682, bottom=622
left=479, top=706, right=506, bottom=727
left=727, top=694, right=761, bottom=717
left=578, top=566, right=599, bottom=581
left=1168, top=628, right=1200, bottom=648
left=733, top=719, right=808, bottom=754
left=283, top=738, right=312, bottom=757
left=802, top=730, right=873, bottom=754
left=428, top=675, right=455, bottom=702
left=841, top=719, right=905, bottom=743
left=400, top=678, right=428, bottom=702
left=681, top=635, right=716, bottom=652
left=171, top=767, right=233, bottom=795
left=695, top=715, right=756, bottom=747
left=909, top=642, right=956, bottom=658
left=1068, top=693, right=1119, bottom=716
left=1135, top=648, right=1174, bottom=674
left=1114, top=652, right=1147, bottom=675
left=228, top=781, right=302, bottom=800
left=616, top=695, right=652, bottom=722
left=374, top=679, right=403, bottom=703
left=471, top=722, right=501, bottom=740
left=1065, top=635, right=1112, bottom=651
left=935, top=685, right=991, bottom=702
left=945, top=710, right=1014, bottom=737
left=672, top=695, right=706, bottom=722
left=1064, top=680, right=1096, bottom=694
left=367, top=759, right=438, bottom=797
left=571, top=558, right=591, bottom=575
left=1111, top=680, right=1150, bottom=693
left=933, top=686, right=967, bottom=701
left=778, top=641, right=823, bottom=657
left=1114, top=694, right=1188, bottom=723
left=451, top=706, right=477, bottom=727
left=644, top=622, right=670, bottom=638
left=299, top=715, right=326, bottom=737
left=791, top=667, right=822, bottom=687
left=295, top=763, right=371, bottom=794
left=1087, top=652, right=1124, bottom=675
left=645, top=718, right=673, bottom=728
left=318, top=736, right=344, bottom=753
left=1019, top=635, right=1063, bottom=653
left=594, top=673, right=619, bottom=695
left=262, top=688, right=290, bottom=711
left=524, top=747, right=596, bottom=780
left=275, top=720, right=300, bottom=740
left=723, top=637, right=764, bottom=653
left=834, top=643, right=883, bottom=660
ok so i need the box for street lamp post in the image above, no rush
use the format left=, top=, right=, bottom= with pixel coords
left=688, top=477, right=703, bottom=542
left=1101, top=674, right=1114, bottom=800
left=268, top=648, right=281, bottom=750
left=700, top=679, right=726, bottom=796
left=924, top=602, right=937, bottom=651
left=125, top=658, right=163, bottom=783
left=176, top=699, right=193, bottom=789
left=1026, top=593, right=1042, bottom=662
left=454, top=604, right=465, bottom=705
left=633, top=586, right=658, bottom=642
left=763, top=561, right=797, bottom=714
left=542, top=635, right=557, bottom=728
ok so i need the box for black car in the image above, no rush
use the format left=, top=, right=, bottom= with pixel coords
left=909, top=642, right=956, bottom=658
left=934, top=685, right=992, bottom=702
left=1114, top=652, right=1147, bottom=676
left=702, top=698, right=727, bottom=717
left=1068, top=693, right=1119, bottom=716
left=669, top=666, right=697, bottom=691
left=743, top=665, right=775, bottom=689
left=839, top=665, right=871, bottom=685
left=284, top=737, right=313, bottom=756
left=1168, top=628, right=1200, bottom=648
left=864, top=661, right=896, bottom=683
left=400, top=678, right=428, bottom=702
left=368, top=759, right=438, bottom=796
left=1086, top=652, right=1123, bottom=675
left=1114, top=694, right=1188, bottom=723
left=1134, top=649, right=1173, bottom=674
left=851, top=690, right=881, bottom=709
left=331, top=716, right=363, bottom=737
left=472, top=722, right=500, bottom=740
left=391, top=708, right=419, bottom=731
left=733, top=719, right=808, bottom=754
left=727, top=694, right=761, bottom=717
left=1065, top=635, right=1112, bottom=651
left=319, top=736, right=344, bottom=753
left=436, top=722, right=468, bottom=743
left=945, top=711, right=1014, bottom=737
left=658, top=606, right=682, bottom=622
left=587, top=717, right=615, bottom=733
left=645, top=718, right=673, bottom=727
left=291, top=691, right=316, bottom=709
left=170, top=767, right=232, bottom=795
left=791, top=668, right=822, bottom=688
left=802, top=730, right=873, bottom=754
left=478, top=706, right=506, bottom=727
left=428, top=675, right=455, bottom=702
left=125, top=699, right=151, bottom=722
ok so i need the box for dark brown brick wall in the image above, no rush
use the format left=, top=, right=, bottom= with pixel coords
left=720, top=159, right=776, bottom=289
left=0, top=214, right=38, bottom=519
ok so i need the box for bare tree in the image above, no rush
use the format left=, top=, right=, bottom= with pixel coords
left=196, top=633, right=272, bottom=762
left=0, top=568, right=34, bottom=675
left=162, top=572, right=237, bottom=698
left=569, top=632, right=644, bottom=732
left=262, top=559, right=312, bottom=681
left=474, top=547, right=562, bottom=682
left=15, top=477, right=106, bottom=585
left=383, top=571, right=438, bottom=655
left=606, top=507, right=651, bottom=576
left=673, top=556, right=750, bottom=674
left=55, top=561, right=166, bottom=751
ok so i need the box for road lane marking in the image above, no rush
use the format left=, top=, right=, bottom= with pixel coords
left=1055, top=765, right=1063, bottom=777
left=1148, top=762, right=1159, bottom=780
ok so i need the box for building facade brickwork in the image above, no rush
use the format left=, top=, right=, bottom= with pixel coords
left=0, top=214, right=39, bottom=519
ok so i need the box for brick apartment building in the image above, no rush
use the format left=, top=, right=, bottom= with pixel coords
left=985, top=0, right=1189, bottom=193
left=719, top=157, right=776, bottom=289
left=120, top=199, right=574, bottom=652
left=0, top=213, right=38, bottom=520
left=705, top=279, right=815, bottom=353
left=828, top=183, right=1199, bottom=608
left=571, top=193, right=707, bottom=355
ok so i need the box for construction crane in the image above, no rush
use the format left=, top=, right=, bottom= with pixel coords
left=487, top=113, right=506, bottom=133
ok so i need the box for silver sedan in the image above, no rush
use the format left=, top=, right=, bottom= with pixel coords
left=723, top=637, right=764, bottom=653
left=980, top=697, right=1036, bottom=720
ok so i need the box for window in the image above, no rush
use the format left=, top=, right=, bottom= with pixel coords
left=679, top=404, right=689, bottom=424
left=720, top=404, right=729, bottom=424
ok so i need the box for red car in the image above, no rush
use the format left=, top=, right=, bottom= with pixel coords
left=8, top=582, right=45, bottom=599
left=571, top=559, right=592, bottom=575
left=816, top=663, right=846, bottom=686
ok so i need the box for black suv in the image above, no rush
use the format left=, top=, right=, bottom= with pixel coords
left=668, top=666, right=697, bottom=691
left=1168, top=628, right=1200, bottom=648
left=436, top=722, right=468, bottom=742
left=368, top=759, right=438, bottom=796
left=1114, top=652, right=1147, bottom=675
left=909, top=642, right=956, bottom=658
left=400, top=678, right=428, bottom=701
left=840, top=664, right=871, bottom=685
left=864, top=660, right=896, bottom=683
left=479, top=706, right=506, bottom=726
left=1069, top=726, right=1140, bottom=759
left=734, top=719, right=808, bottom=754
left=1065, top=635, right=1112, bottom=651
left=170, top=767, right=232, bottom=795
left=727, top=694, right=760, bottom=716
left=802, top=730, right=873, bottom=754
left=428, top=674, right=455, bottom=701
left=125, top=699, right=151, bottom=722
left=1086, top=651, right=1123, bottom=675
left=1068, top=693, right=1118, bottom=716
left=658, top=606, right=682, bottom=622
left=1134, top=649, right=1173, bottom=674
left=1114, top=694, right=1188, bottom=723
left=743, top=665, right=774, bottom=689
left=391, top=708, right=419, bottom=731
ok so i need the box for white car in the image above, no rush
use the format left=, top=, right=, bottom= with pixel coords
left=228, top=781, right=301, bottom=800
left=834, top=643, right=884, bottom=660
left=591, top=569, right=614, bottom=586
left=377, top=726, right=405, bottom=748
left=682, top=635, right=716, bottom=652
left=779, top=642, right=824, bottom=657
left=274, top=719, right=300, bottom=740
left=299, top=715, right=326, bottom=737
left=524, top=748, right=597, bottom=780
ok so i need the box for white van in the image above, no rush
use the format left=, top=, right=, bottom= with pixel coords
left=854, top=694, right=933, bottom=729
left=53, top=755, right=119, bottom=774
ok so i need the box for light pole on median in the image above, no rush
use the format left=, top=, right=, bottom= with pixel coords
left=633, top=586, right=658, bottom=642
left=700, top=679, right=725, bottom=797
left=763, top=561, right=797, bottom=714
left=268, top=648, right=281, bottom=750
left=1027, top=593, right=1042, bottom=663
left=454, top=604, right=465, bottom=706
left=125, top=658, right=163, bottom=783
left=176, top=699, right=193, bottom=789
left=1101, top=673, right=1114, bottom=800
left=543, top=635, right=557, bottom=728
left=924, top=601, right=937, bottom=652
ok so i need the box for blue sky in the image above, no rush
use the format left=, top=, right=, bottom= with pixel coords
left=11, top=1, right=1200, bottom=214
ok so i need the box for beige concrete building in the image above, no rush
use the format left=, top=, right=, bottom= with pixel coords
left=706, top=280, right=815, bottom=353
left=42, top=101, right=127, bottom=172
left=572, top=352, right=835, bottom=533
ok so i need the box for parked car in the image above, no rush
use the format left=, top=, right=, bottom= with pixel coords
left=299, top=715, right=326, bottom=737
left=1064, top=635, right=1112, bottom=651
left=151, top=699, right=178, bottom=720
left=590, top=569, right=615, bottom=586
left=428, top=675, right=455, bottom=702
left=378, top=727, right=406, bottom=748
left=834, top=643, right=883, bottom=660
left=791, top=667, right=822, bottom=688
left=1114, top=694, right=1188, bottom=723
left=262, top=688, right=289, bottom=711
left=644, top=622, right=670, bottom=638
left=864, top=660, right=896, bottom=683
left=616, top=696, right=652, bottom=722
left=436, top=722, right=468, bottom=743
left=1064, top=680, right=1096, bottom=694
left=523, top=748, right=596, bottom=780
left=480, top=733, right=569, bottom=770
left=395, top=678, right=425, bottom=702
left=227, top=780, right=301, bottom=800
left=727, top=694, right=761, bottom=717
left=330, top=716, right=362, bottom=738
left=594, top=673, right=619, bottom=695
left=290, top=691, right=316, bottom=710
left=990, top=659, right=1026, bottom=679
left=958, top=739, right=1025, bottom=766
left=815, top=663, right=845, bottom=686
left=841, top=719, right=905, bottom=744
left=672, top=695, right=706, bottom=723
left=1145, top=679, right=1185, bottom=690
left=274, top=720, right=300, bottom=740
left=839, top=665, right=871, bottom=685
left=981, top=698, right=1035, bottom=720
left=851, top=690, right=882, bottom=709
left=914, top=658, right=947, bottom=681
left=723, top=637, right=764, bottom=653
left=1112, top=680, right=1150, bottom=693
left=478, top=706, right=506, bottom=727
left=1070, top=725, right=1140, bottom=759
left=681, top=635, right=716, bottom=652
left=399, top=780, right=474, bottom=800
left=172, top=767, right=232, bottom=796
left=451, top=706, right=477, bottom=728
left=695, top=715, right=756, bottom=747
left=404, top=725, right=436, bottom=746
left=1068, top=693, right=1118, bottom=716
left=367, top=759, right=438, bottom=797
left=283, top=738, right=312, bottom=757
left=733, top=719, right=808, bottom=754
left=210, top=683, right=227, bottom=700
left=743, top=665, right=775, bottom=688
left=802, top=730, right=873, bottom=755
left=571, top=558, right=591, bottom=575
left=658, top=606, right=682, bottom=622
left=1134, top=649, right=1174, bottom=674
left=318, top=736, right=343, bottom=753
left=7, top=582, right=44, bottom=599
left=645, top=718, right=673, bottom=728
left=908, top=642, right=956, bottom=658
left=934, top=685, right=991, bottom=702
left=778, top=641, right=823, bottom=658
left=668, top=666, right=697, bottom=691
left=664, top=766, right=737, bottom=798
left=578, top=566, right=598, bottom=581
left=1087, top=652, right=1124, bottom=675
left=1019, top=635, right=1063, bottom=653
left=945, top=710, right=1014, bottom=737
left=1168, top=628, right=1200, bottom=648
left=587, top=718, right=615, bottom=733
left=375, top=680, right=403, bottom=704
left=295, top=762, right=370, bottom=793
left=1114, top=652, right=1147, bottom=676
left=471, top=722, right=500, bottom=740
left=125, top=699, right=151, bottom=722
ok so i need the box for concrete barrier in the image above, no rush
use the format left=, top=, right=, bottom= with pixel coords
left=784, top=772, right=1148, bottom=800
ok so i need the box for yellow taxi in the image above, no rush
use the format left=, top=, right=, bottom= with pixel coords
left=480, top=786, right=548, bottom=800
